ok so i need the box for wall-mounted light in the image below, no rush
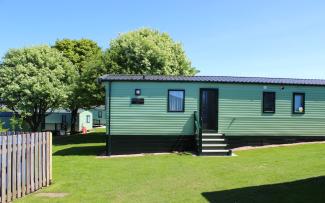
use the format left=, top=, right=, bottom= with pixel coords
left=135, top=89, right=141, bottom=96
left=281, top=86, right=285, bottom=90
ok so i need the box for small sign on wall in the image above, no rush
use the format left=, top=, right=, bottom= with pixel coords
left=131, top=98, right=144, bottom=104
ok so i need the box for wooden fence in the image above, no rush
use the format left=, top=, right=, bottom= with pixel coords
left=0, top=132, right=52, bottom=202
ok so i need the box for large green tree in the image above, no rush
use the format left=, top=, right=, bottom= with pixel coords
left=104, top=28, right=198, bottom=75
left=0, top=45, right=77, bottom=131
left=54, top=39, right=104, bottom=133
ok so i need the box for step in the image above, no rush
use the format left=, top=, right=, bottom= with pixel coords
left=202, top=149, right=230, bottom=153
left=202, top=135, right=224, bottom=139
left=201, top=151, right=232, bottom=156
left=202, top=138, right=225, bottom=142
left=202, top=136, right=225, bottom=140
left=202, top=144, right=227, bottom=147
left=202, top=133, right=224, bottom=136
left=202, top=136, right=224, bottom=139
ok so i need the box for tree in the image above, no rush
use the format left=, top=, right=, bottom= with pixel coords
left=0, top=121, right=3, bottom=132
left=104, top=28, right=198, bottom=75
left=0, top=45, right=77, bottom=131
left=9, top=114, right=23, bottom=131
left=53, top=39, right=104, bottom=133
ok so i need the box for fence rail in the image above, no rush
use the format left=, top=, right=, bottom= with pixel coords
left=194, top=111, right=202, bottom=155
left=0, top=132, right=52, bottom=202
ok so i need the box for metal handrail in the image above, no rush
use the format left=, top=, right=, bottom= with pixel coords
left=194, top=111, right=202, bottom=155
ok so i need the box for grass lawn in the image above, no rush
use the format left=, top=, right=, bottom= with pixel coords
left=17, top=133, right=325, bottom=203
left=90, top=127, right=106, bottom=133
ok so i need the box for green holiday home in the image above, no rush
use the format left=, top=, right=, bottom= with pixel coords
left=99, top=74, right=325, bottom=156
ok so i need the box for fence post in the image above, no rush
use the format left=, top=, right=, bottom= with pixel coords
left=26, top=133, right=31, bottom=194
left=38, top=132, right=42, bottom=189
left=30, top=133, right=35, bottom=192
left=49, top=132, right=52, bottom=183
left=1, top=135, right=7, bottom=203
left=46, top=132, right=50, bottom=186
left=12, top=133, right=17, bottom=200
left=21, top=133, right=26, bottom=196
left=42, top=132, right=46, bottom=186
left=7, top=132, right=12, bottom=202
left=17, top=133, right=22, bottom=198
left=34, top=132, right=39, bottom=191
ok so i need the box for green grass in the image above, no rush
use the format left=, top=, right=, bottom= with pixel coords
left=90, top=127, right=106, bottom=133
left=18, top=133, right=325, bottom=203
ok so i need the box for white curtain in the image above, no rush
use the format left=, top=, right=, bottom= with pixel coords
left=294, top=94, right=303, bottom=112
left=169, top=91, right=184, bottom=111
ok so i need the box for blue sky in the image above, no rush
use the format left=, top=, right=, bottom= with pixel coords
left=1, top=0, right=325, bottom=78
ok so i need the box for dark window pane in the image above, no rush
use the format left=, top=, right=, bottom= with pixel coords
left=263, top=92, right=275, bottom=113
left=168, top=90, right=184, bottom=112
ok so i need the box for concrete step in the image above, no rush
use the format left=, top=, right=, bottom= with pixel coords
left=200, top=132, right=231, bottom=156
left=202, top=133, right=224, bottom=136
left=201, top=150, right=232, bottom=156
left=202, top=149, right=230, bottom=153
left=202, top=136, right=225, bottom=140
left=202, top=144, right=227, bottom=147
left=202, top=141, right=226, bottom=145
left=202, top=138, right=225, bottom=142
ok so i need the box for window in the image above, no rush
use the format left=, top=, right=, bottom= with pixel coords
left=98, top=111, right=102, bottom=118
left=168, top=90, right=185, bottom=112
left=86, top=115, right=91, bottom=123
left=293, top=93, right=305, bottom=113
left=263, top=92, right=275, bottom=113
left=62, top=115, right=67, bottom=123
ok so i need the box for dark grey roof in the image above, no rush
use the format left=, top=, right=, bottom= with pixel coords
left=99, top=74, right=325, bottom=86
left=0, top=112, right=14, bottom=117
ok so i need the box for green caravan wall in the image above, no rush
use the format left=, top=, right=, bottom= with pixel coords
left=105, top=82, right=199, bottom=136
left=104, top=81, right=325, bottom=136
left=44, top=112, right=72, bottom=131
left=218, top=84, right=325, bottom=136
left=0, top=116, right=12, bottom=130
left=45, top=111, right=93, bottom=132
left=90, top=107, right=106, bottom=125
left=45, top=112, right=72, bottom=125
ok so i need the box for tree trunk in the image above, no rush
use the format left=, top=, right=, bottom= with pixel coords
left=28, top=114, right=41, bottom=132
left=20, top=105, right=47, bottom=132
left=70, top=108, right=79, bottom=134
left=30, top=122, right=39, bottom=132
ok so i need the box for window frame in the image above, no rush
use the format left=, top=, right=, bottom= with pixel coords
left=86, top=115, right=91, bottom=123
left=262, top=92, right=276, bottom=113
left=167, top=89, right=185, bottom=112
left=292, top=92, right=305, bottom=114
